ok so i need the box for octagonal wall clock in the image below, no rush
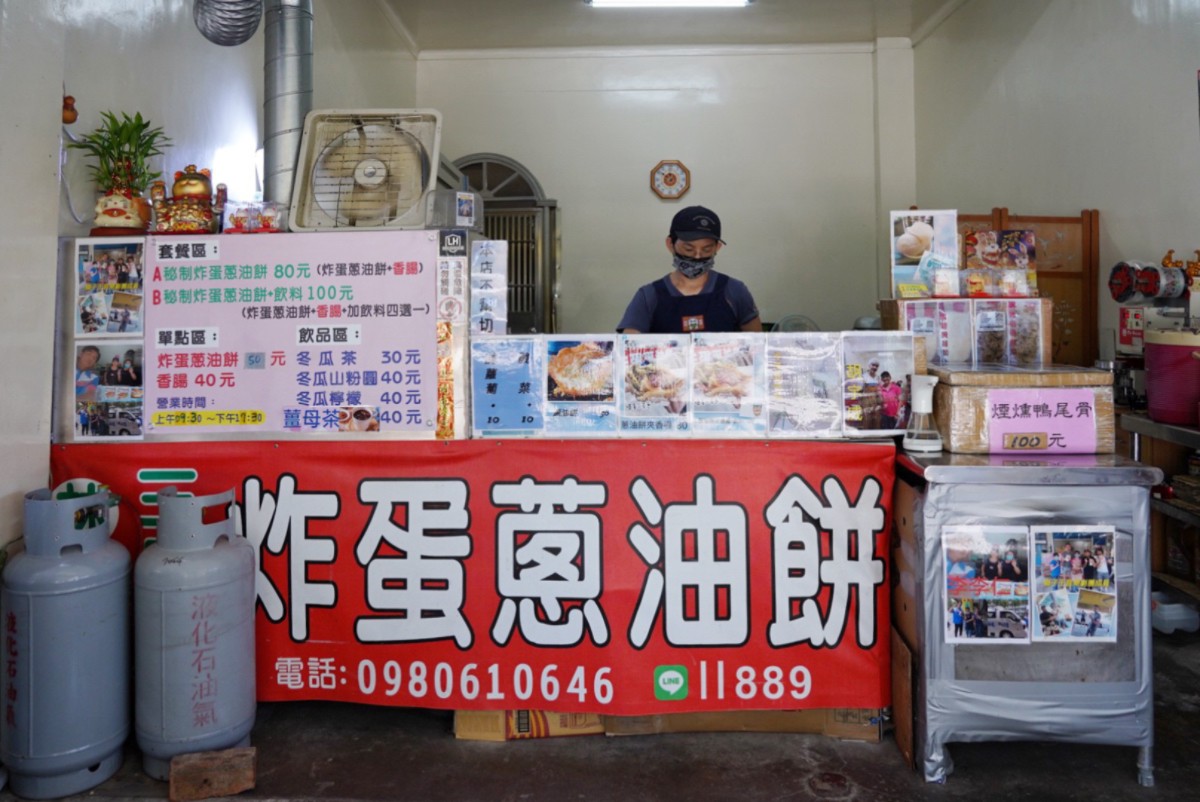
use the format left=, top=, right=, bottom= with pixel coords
left=650, top=159, right=691, bottom=200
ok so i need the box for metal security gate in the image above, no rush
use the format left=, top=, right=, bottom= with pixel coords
left=484, top=209, right=542, bottom=334
left=451, top=153, right=559, bottom=333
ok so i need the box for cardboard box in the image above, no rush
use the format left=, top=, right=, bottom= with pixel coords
left=454, top=709, right=604, bottom=741
left=1172, top=474, right=1200, bottom=506
left=1165, top=523, right=1198, bottom=585
left=602, top=709, right=883, bottom=742
left=928, top=364, right=1114, bottom=454
left=892, top=478, right=922, bottom=649
left=891, top=627, right=915, bottom=769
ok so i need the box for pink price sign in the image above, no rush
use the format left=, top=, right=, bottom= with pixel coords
left=986, top=388, right=1098, bottom=454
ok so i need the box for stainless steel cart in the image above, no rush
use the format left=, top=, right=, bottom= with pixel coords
left=894, top=452, right=1162, bottom=785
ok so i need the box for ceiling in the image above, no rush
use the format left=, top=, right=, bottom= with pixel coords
left=381, top=0, right=965, bottom=52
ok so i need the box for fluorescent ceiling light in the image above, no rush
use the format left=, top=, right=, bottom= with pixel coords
left=589, top=0, right=751, bottom=8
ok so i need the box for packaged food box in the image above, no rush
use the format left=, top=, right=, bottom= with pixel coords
left=928, top=364, right=1114, bottom=454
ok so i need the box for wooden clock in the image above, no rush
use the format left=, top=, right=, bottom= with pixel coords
left=650, top=160, right=690, bottom=200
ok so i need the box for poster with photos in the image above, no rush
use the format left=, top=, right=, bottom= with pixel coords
left=618, top=334, right=690, bottom=437
left=73, top=340, right=144, bottom=440
left=943, top=524, right=1031, bottom=644
left=841, top=331, right=915, bottom=436
left=1031, top=525, right=1117, bottom=642
left=74, top=237, right=145, bottom=337
left=766, top=332, right=843, bottom=437
left=689, top=332, right=767, bottom=437
left=544, top=335, right=618, bottom=436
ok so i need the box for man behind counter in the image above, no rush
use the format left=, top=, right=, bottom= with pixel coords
left=617, top=206, right=762, bottom=334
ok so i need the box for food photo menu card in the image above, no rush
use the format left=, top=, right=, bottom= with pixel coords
left=689, top=332, right=767, bottom=437
left=544, top=336, right=618, bottom=436
left=618, top=334, right=691, bottom=437
left=470, top=336, right=545, bottom=438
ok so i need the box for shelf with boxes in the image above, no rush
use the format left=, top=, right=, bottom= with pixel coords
left=1119, top=412, right=1200, bottom=603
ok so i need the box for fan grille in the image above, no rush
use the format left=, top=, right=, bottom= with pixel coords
left=291, top=111, right=441, bottom=231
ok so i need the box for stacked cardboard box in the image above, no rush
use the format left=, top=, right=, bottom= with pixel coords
left=927, top=364, right=1114, bottom=454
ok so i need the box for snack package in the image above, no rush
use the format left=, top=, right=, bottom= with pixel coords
left=973, top=300, right=1007, bottom=363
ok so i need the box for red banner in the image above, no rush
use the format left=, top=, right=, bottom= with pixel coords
left=51, top=439, right=894, bottom=715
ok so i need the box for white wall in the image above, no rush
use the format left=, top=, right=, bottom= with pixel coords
left=418, top=46, right=889, bottom=333
left=0, top=1, right=67, bottom=549
left=914, top=0, right=1200, bottom=356
left=0, top=0, right=415, bottom=549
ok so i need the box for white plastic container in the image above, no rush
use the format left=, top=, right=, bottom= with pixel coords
left=1151, top=591, right=1199, bottom=634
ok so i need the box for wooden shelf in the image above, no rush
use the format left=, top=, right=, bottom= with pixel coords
left=1153, top=572, right=1200, bottom=604
left=1152, top=497, right=1200, bottom=529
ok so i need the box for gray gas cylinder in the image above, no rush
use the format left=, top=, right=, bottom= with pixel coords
left=134, top=487, right=255, bottom=781
left=1, top=489, right=130, bottom=799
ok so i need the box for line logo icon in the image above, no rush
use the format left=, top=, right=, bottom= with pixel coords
left=654, top=665, right=688, bottom=701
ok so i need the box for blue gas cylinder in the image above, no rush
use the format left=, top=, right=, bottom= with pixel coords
left=1, top=489, right=130, bottom=799
left=134, top=487, right=255, bottom=780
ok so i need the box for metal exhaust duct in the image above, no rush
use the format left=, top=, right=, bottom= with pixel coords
left=262, top=0, right=313, bottom=205
left=192, top=0, right=312, bottom=206
left=194, top=0, right=262, bottom=46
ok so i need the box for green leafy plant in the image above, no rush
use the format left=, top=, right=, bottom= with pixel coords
left=68, top=111, right=171, bottom=194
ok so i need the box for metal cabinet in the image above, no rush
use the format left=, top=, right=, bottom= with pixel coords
left=893, top=452, right=1161, bottom=785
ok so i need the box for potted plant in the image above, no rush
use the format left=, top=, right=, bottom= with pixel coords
left=69, top=110, right=171, bottom=234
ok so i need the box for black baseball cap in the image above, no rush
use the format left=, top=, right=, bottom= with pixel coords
left=669, top=206, right=724, bottom=243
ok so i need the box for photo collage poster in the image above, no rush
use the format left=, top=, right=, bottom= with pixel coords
left=73, top=341, right=145, bottom=440
left=1031, top=525, right=1117, bottom=642
left=544, top=335, right=618, bottom=436
left=73, top=237, right=146, bottom=441
left=841, top=331, right=916, bottom=437
left=765, top=332, right=843, bottom=438
left=943, top=525, right=1032, bottom=644
left=689, top=332, right=767, bottom=437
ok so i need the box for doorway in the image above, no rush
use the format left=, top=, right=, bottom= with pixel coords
left=452, top=154, right=560, bottom=334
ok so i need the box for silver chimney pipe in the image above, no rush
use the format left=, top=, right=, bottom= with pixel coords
left=263, top=0, right=313, bottom=205
left=193, top=0, right=312, bottom=206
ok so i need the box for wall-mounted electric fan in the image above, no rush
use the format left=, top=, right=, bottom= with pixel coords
left=289, top=109, right=442, bottom=231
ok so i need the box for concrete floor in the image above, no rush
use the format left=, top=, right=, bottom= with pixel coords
left=4, top=629, right=1199, bottom=802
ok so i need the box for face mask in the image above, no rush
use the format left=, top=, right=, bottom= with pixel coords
left=673, top=253, right=714, bottom=279
left=1006, top=552, right=1014, bottom=561
left=124, top=362, right=132, bottom=369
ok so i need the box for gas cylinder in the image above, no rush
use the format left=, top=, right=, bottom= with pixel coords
left=134, top=487, right=255, bottom=780
left=1, top=489, right=130, bottom=799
